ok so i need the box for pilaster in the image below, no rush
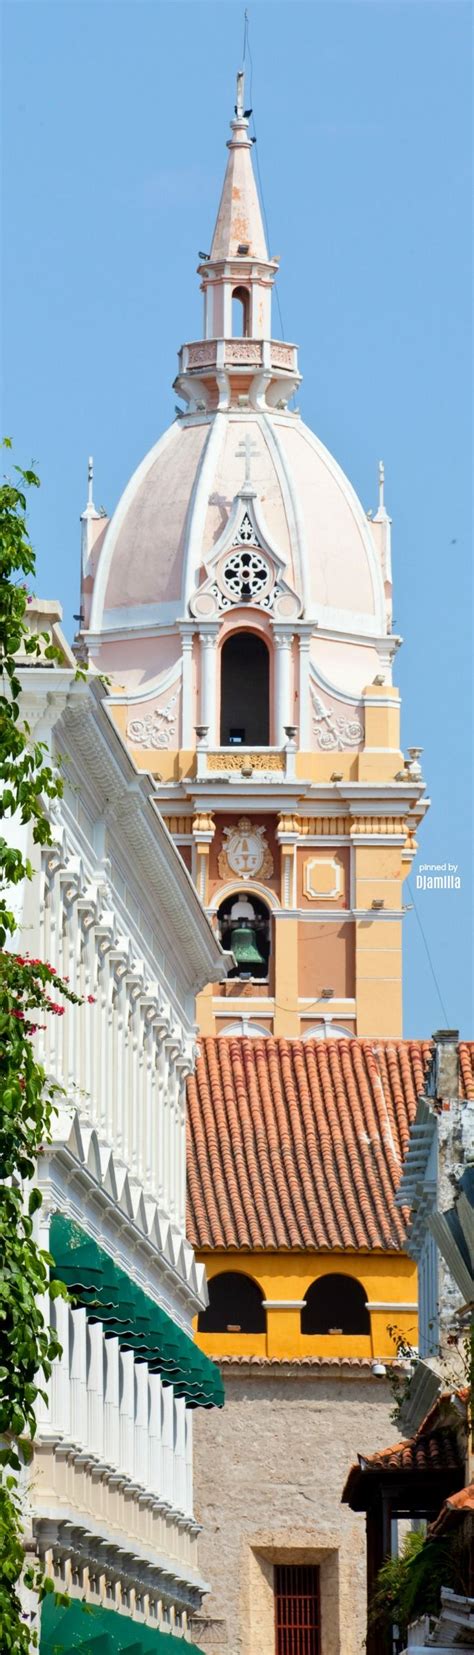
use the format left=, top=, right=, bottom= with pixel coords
left=273, top=916, right=300, bottom=1037
left=192, top=812, right=215, bottom=905
left=199, top=628, right=219, bottom=745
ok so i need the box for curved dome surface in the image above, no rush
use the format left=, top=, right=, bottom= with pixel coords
left=90, top=410, right=385, bottom=638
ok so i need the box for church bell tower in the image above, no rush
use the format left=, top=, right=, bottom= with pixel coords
left=81, top=73, right=428, bottom=1040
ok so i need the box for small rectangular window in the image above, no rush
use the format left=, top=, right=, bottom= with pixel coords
left=274, top=1564, right=321, bottom=1655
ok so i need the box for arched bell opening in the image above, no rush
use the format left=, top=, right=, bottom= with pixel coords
left=231, top=285, right=250, bottom=338
left=217, top=891, right=271, bottom=982
left=220, top=630, right=270, bottom=746
left=198, top=1271, right=265, bottom=1334
left=301, top=1274, right=370, bottom=1336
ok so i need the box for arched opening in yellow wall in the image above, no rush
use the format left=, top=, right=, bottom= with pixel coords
left=198, top=1271, right=266, bottom=1334
left=302, top=1274, right=370, bottom=1335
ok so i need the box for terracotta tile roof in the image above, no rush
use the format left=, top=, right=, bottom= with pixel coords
left=429, top=1481, right=474, bottom=1536
left=342, top=1388, right=468, bottom=1506
left=357, top=1427, right=461, bottom=1476
left=187, top=1036, right=434, bottom=1251
left=459, top=1042, right=474, bottom=1100
left=216, top=1354, right=375, bottom=1369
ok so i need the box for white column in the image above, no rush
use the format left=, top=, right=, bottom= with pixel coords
left=175, top=1063, right=188, bottom=1231
left=70, top=1307, right=88, bottom=1448
left=274, top=633, right=294, bottom=745
left=223, top=281, right=232, bottom=337
left=162, top=1384, right=174, bottom=1506
left=86, top=1319, right=104, bottom=1461
left=50, top=1295, right=71, bottom=1439
left=104, top=1336, right=120, bottom=1469
left=298, top=633, right=312, bottom=748
left=180, top=634, right=194, bottom=747
left=119, top=1349, right=135, bottom=1479
left=148, top=1372, right=163, bottom=1499
left=199, top=631, right=218, bottom=745
left=185, top=1410, right=193, bottom=1517
left=134, top=1361, right=149, bottom=1490
left=174, top=1397, right=187, bottom=1514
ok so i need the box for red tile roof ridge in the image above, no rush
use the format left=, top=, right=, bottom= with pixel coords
left=415, top=1385, right=469, bottom=1441
left=428, top=1479, right=474, bottom=1538
left=343, top=1425, right=463, bottom=1501
left=214, top=1354, right=376, bottom=1368
left=444, top=1482, right=474, bottom=1513
left=459, top=1042, right=474, bottom=1100
left=342, top=1387, right=469, bottom=1501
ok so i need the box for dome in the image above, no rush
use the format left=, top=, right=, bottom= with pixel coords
left=82, top=73, right=394, bottom=714
left=89, top=410, right=386, bottom=640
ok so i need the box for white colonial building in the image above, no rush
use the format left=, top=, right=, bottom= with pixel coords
left=13, top=604, right=227, bottom=1654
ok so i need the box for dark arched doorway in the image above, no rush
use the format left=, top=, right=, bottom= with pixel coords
left=220, top=632, right=270, bottom=746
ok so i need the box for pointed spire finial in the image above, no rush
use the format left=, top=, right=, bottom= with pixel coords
left=88, top=455, right=94, bottom=506
left=236, top=68, right=245, bottom=121
left=378, top=460, right=385, bottom=511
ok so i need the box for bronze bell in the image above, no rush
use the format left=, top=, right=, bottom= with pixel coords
left=231, top=922, right=264, bottom=973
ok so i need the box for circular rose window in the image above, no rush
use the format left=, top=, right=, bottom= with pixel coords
left=222, top=548, right=271, bottom=604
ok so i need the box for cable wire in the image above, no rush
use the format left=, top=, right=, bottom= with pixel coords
left=406, top=878, right=450, bottom=1025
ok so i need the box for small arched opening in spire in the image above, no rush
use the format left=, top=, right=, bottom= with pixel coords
left=232, top=285, right=250, bottom=338
left=220, top=630, right=270, bottom=745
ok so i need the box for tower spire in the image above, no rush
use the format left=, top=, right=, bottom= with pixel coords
left=209, top=70, right=268, bottom=263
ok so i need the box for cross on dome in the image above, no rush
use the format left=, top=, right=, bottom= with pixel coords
left=236, top=433, right=259, bottom=489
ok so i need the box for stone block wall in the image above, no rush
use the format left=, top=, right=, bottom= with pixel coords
left=191, top=1364, right=397, bottom=1655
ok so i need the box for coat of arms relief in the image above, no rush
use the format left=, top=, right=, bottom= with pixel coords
left=218, top=818, right=274, bottom=881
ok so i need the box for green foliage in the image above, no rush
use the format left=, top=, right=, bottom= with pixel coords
left=369, top=1526, right=467, bottom=1640
left=0, top=445, right=83, bottom=1648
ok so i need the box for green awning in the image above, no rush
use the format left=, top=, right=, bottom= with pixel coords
left=40, top=1594, right=207, bottom=1654
left=49, top=1216, right=224, bottom=1411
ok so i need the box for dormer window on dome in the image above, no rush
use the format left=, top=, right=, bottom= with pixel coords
left=189, top=439, right=302, bottom=624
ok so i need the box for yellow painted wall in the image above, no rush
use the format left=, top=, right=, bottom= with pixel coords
left=194, top=1250, right=418, bottom=1361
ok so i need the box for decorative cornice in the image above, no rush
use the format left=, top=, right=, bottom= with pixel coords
left=38, top=1108, right=207, bottom=1317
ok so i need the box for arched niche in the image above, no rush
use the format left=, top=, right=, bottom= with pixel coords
left=198, top=1271, right=266, bottom=1334
left=231, top=286, right=250, bottom=338
left=220, top=630, right=270, bottom=746
left=301, top=1274, right=370, bottom=1335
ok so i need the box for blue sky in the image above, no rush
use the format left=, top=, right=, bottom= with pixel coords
left=2, top=1, right=472, bottom=1037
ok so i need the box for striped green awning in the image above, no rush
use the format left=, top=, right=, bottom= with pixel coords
left=40, top=1594, right=207, bottom=1653
left=49, top=1216, right=224, bottom=1411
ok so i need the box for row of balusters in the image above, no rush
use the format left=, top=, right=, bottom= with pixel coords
left=38, top=855, right=193, bottom=1231
left=38, top=1297, right=193, bottom=1520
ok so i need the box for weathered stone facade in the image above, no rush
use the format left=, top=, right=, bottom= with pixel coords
left=191, top=1364, right=397, bottom=1655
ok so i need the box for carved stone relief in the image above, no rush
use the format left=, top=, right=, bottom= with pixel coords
left=311, top=690, right=363, bottom=751
left=218, top=818, right=274, bottom=881
left=127, top=687, right=180, bottom=750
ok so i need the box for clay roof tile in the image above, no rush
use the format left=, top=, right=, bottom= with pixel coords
left=187, top=1037, right=473, bottom=1252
